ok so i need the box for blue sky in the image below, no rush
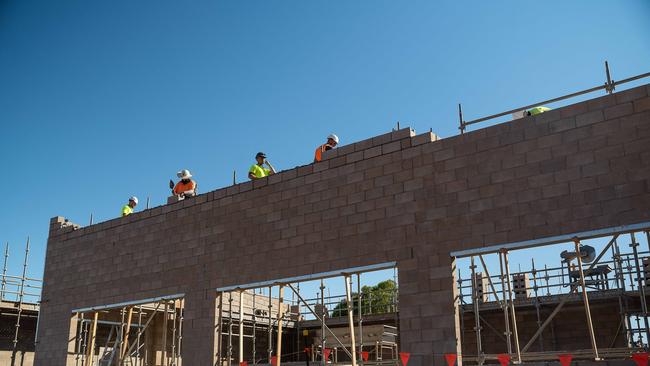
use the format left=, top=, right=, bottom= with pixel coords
left=1, top=1, right=649, bottom=296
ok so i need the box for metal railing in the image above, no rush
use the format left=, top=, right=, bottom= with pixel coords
left=459, top=61, right=650, bottom=133
left=456, top=230, right=650, bottom=361
left=458, top=250, right=649, bottom=304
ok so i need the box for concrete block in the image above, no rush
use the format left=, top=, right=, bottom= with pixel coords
left=604, top=102, right=634, bottom=120
left=615, top=84, right=648, bottom=104
left=634, top=96, right=650, bottom=113
left=371, top=131, right=392, bottom=146
left=390, top=127, right=416, bottom=141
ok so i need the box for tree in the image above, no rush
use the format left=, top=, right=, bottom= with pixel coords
left=331, top=280, right=397, bottom=317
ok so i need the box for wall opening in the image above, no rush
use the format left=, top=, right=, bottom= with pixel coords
left=215, top=264, right=399, bottom=366
left=70, top=294, right=184, bottom=366
left=452, top=226, right=650, bottom=364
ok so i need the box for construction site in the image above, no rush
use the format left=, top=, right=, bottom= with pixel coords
left=2, top=69, right=650, bottom=366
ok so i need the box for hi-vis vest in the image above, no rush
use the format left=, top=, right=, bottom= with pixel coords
left=314, top=144, right=333, bottom=162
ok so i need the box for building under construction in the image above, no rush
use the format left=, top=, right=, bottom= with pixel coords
left=10, top=74, right=650, bottom=366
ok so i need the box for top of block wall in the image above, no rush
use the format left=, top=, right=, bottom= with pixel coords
left=49, top=127, right=439, bottom=238
left=49, top=83, right=650, bottom=240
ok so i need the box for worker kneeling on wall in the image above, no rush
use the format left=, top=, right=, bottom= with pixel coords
left=172, top=169, right=197, bottom=198
left=249, top=152, right=276, bottom=180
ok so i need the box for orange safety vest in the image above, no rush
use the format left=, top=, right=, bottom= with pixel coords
left=314, top=143, right=333, bottom=162
left=174, top=180, right=196, bottom=195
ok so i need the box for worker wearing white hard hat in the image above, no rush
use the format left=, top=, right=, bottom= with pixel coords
left=314, top=133, right=340, bottom=162
left=172, top=169, right=197, bottom=198
left=121, top=196, right=138, bottom=217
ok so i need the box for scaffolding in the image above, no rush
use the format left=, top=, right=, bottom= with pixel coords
left=0, top=238, right=42, bottom=364
left=70, top=294, right=184, bottom=366
left=454, top=226, right=650, bottom=364
left=216, top=262, right=400, bottom=366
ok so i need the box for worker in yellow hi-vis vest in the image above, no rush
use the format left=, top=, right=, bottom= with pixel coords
left=249, top=152, right=277, bottom=180
left=121, top=196, right=138, bottom=217
left=527, top=106, right=552, bottom=116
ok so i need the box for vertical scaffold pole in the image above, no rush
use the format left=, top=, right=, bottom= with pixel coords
left=229, top=293, right=234, bottom=365
left=171, top=300, right=177, bottom=365
left=630, top=233, right=650, bottom=344
left=75, top=313, right=83, bottom=365
left=136, top=306, right=143, bottom=366
left=252, top=291, right=257, bottom=364
left=121, top=307, right=134, bottom=364
left=217, top=294, right=224, bottom=366
left=12, top=237, right=29, bottom=359
left=85, top=312, right=98, bottom=366
left=502, top=250, right=521, bottom=363
left=531, top=258, right=543, bottom=351
left=357, top=273, right=363, bottom=360
left=320, top=280, right=326, bottom=366
left=1, top=242, right=8, bottom=300
left=573, top=239, right=600, bottom=360
left=344, top=275, right=358, bottom=366
left=276, top=285, right=285, bottom=366
left=470, top=256, right=483, bottom=363
left=239, top=291, right=244, bottom=364
left=177, top=298, right=184, bottom=365
left=458, top=104, right=465, bottom=134
left=268, top=287, right=273, bottom=364
left=162, top=301, right=169, bottom=366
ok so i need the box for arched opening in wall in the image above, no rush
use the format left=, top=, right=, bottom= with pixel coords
left=451, top=224, right=650, bottom=365
left=69, top=294, right=185, bottom=366
left=215, top=263, right=399, bottom=366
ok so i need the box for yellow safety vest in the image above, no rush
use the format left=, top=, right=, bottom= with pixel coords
left=249, top=164, right=271, bottom=179
left=121, top=205, right=133, bottom=217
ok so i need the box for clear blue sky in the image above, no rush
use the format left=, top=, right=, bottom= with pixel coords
left=1, top=1, right=649, bottom=296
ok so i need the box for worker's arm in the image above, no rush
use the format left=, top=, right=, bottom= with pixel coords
left=248, top=165, right=260, bottom=180
left=265, top=160, right=276, bottom=175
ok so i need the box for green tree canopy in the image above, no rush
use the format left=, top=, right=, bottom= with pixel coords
left=331, top=280, right=397, bottom=317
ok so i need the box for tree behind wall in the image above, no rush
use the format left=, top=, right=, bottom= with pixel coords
left=330, top=280, right=397, bottom=317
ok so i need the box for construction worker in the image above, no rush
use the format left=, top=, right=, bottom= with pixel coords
left=314, top=134, right=339, bottom=162
left=526, top=106, right=552, bottom=116
left=172, top=169, right=197, bottom=198
left=249, top=152, right=276, bottom=180
left=121, top=196, right=138, bottom=217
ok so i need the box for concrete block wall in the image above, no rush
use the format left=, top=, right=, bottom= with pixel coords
left=461, top=301, right=624, bottom=355
left=35, top=84, right=650, bottom=365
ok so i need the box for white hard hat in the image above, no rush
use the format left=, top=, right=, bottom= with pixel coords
left=177, top=169, right=192, bottom=179
left=327, top=134, right=339, bottom=144
left=129, top=196, right=138, bottom=204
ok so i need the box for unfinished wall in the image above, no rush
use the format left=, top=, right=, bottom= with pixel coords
left=36, top=84, right=650, bottom=365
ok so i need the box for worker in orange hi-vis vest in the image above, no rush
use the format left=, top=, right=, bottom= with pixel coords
left=314, top=134, right=339, bottom=162
left=172, top=169, right=197, bottom=198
